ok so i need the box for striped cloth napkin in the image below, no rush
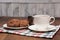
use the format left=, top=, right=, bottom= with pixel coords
left=0, top=25, right=60, bottom=38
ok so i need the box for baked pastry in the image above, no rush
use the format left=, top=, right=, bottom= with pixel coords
left=7, top=19, right=29, bottom=27
left=20, top=19, right=29, bottom=27
left=7, top=19, right=20, bottom=27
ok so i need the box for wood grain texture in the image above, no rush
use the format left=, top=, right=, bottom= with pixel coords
left=52, top=0, right=60, bottom=3
left=27, top=4, right=55, bottom=16
left=0, top=0, right=50, bottom=3
left=1, top=0, right=25, bottom=2
left=0, top=3, right=56, bottom=17
left=0, top=33, right=8, bottom=40
left=19, top=4, right=27, bottom=17
left=5, top=34, right=51, bottom=40
left=0, top=4, right=2, bottom=16
left=0, top=0, right=60, bottom=17
left=54, top=4, right=60, bottom=17
left=1, top=4, right=7, bottom=16
left=7, top=3, right=14, bottom=17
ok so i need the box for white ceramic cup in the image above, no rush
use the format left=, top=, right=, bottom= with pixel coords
left=33, top=15, right=55, bottom=25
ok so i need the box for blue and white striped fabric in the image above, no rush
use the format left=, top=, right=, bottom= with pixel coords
left=0, top=25, right=60, bottom=38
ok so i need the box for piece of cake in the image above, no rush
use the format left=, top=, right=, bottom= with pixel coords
left=20, top=19, right=29, bottom=27
left=7, top=19, right=20, bottom=27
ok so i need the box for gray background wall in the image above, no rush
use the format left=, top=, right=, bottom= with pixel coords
left=0, top=0, right=60, bottom=17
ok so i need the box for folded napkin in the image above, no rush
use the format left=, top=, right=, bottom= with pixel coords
left=0, top=25, right=60, bottom=38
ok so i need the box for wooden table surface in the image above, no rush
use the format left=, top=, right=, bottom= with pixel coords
left=0, top=17, right=60, bottom=40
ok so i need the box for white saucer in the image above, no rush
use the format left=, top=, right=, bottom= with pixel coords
left=3, top=24, right=28, bottom=30
left=28, top=25, right=56, bottom=32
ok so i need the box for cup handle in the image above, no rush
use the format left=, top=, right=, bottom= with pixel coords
left=50, top=17, right=55, bottom=24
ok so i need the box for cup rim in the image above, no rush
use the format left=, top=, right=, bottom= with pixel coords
left=33, top=15, right=50, bottom=17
